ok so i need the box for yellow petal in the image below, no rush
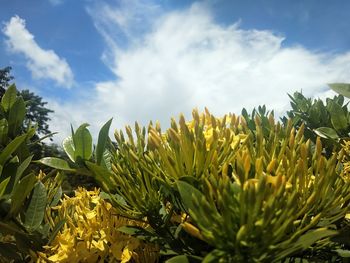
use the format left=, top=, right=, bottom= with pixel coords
left=121, top=247, right=133, bottom=263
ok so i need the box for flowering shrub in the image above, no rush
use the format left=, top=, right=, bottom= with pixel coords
left=38, top=188, right=159, bottom=263
left=31, top=83, right=350, bottom=262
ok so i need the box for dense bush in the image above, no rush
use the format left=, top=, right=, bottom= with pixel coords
left=41, top=109, right=350, bottom=262
left=0, top=85, right=63, bottom=262
left=1, top=82, right=350, bottom=262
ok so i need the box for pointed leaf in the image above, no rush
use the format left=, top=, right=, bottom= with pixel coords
left=117, top=226, right=146, bottom=236
left=85, top=161, right=117, bottom=191
left=30, top=132, right=58, bottom=144
left=73, top=123, right=92, bottom=160
left=10, top=173, right=37, bottom=215
left=37, top=157, right=76, bottom=171
left=328, top=101, right=348, bottom=131
left=0, top=177, right=10, bottom=198
left=8, top=97, right=26, bottom=135
left=25, top=181, right=47, bottom=231
left=275, top=228, right=337, bottom=260
left=62, top=136, right=75, bottom=162
left=176, top=180, right=203, bottom=215
left=314, top=127, right=339, bottom=140
left=96, top=118, right=112, bottom=165
left=0, top=134, right=27, bottom=166
left=1, top=84, right=17, bottom=112
left=50, top=186, right=62, bottom=207
left=15, top=155, right=33, bottom=183
left=101, top=149, right=112, bottom=171
left=0, top=119, right=8, bottom=145
left=329, top=83, right=350, bottom=98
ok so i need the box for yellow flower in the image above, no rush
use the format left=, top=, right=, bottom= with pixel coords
left=41, top=188, right=159, bottom=263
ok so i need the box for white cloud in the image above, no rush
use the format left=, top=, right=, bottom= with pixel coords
left=2, top=16, right=74, bottom=87
left=48, top=2, right=350, bottom=143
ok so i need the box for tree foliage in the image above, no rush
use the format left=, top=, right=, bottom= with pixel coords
left=0, top=66, right=53, bottom=138
left=0, top=66, right=13, bottom=97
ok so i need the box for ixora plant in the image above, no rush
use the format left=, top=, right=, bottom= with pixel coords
left=0, top=85, right=63, bottom=262
left=39, top=187, right=159, bottom=263
left=41, top=106, right=350, bottom=262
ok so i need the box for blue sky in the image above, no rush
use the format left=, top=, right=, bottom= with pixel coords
left=1, top=0, right=350, bottom=142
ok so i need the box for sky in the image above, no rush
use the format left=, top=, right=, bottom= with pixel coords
left=1, top=0, right=350, bottom=143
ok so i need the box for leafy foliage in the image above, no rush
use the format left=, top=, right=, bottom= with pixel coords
left=0, top=66, right=13, bottom=97
left=47, top=108, right=350, bottom=262
left=0, top=85, right=63, bottom=261
left=284, top=91, right=350, bottom=155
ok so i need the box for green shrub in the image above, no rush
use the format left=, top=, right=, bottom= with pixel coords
left=0, top=85, right=63, bottom=262
left=285, top=88, right=350, bottom=156
left=47, top=108, right=350, bottom=262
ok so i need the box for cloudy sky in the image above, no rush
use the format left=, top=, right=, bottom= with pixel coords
left=1, top=0, right=350, bottom=143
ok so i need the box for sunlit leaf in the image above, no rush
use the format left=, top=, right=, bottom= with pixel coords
left=62, top=136, right=75, bottom=162
left=329, top=83, right=350, bottom=98
left=37, top=157, right=75, bottom=171
left=25, top=182, right=47, bottom=231
left=1, top=84, right=17, bottom=112
left=73, top=123, right=92, bottom=160
left=314, top=127, right=339, bottom=140
left=96, top=118, right=112, bottom=165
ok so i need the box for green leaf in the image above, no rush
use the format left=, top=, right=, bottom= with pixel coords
left=96, top=118, right=113, bottom=165
left=329, top=83, right=350, bottom=98
left=297, top=228, right=337, bottom=249
left=10, top=173, right=37, bottom=215
left=50, top=186, right=62, bottom=207
left=85, top=161, right=117, bottom=191
left=15, top=155, right=33, bottom=183
left=328, top=101, right=348, bottom=131
left=314, top=127, right=339, bottom=140
left=0, top=177, right=10, bottom=198
left=176, top=180, right=203, bottom=215
left=8, top=97, right=26, bottom=135
left=37, top=157, right=75, bottom=172
left=101, top=149, right=112, bottom=171
left=117, top=225, right=146, bottom=236
left=73, top=123, right=92, bottom=160
left=25, top=181, right=47, bottom=231
left=37, top=223, right=50, bottom=238
left=0, top=119, right=8, bottom=145
left=62, top=136, right=75, bottom=162
left=0, top=134, right=27, bottom=166
left=1, top=84, right=17, bottom=112
left=275, top=228, right=337, bottom=260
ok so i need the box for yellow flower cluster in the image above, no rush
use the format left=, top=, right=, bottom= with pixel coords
left=38, top=188, right=159, bottom=263
left=340, top=140, right=350, bottom=182
left=186, top=110, right=247, bottom=150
